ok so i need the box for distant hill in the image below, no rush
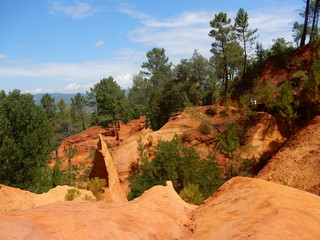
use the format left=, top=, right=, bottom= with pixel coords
left=33, top=93, right=81, bottom=106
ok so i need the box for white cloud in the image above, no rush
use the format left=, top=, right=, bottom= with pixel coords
left=0, top=54, right=7, bottom=59
left=49, top=1, right=100, bottom=19
left=94, top=40, right=105, bottom=47
left=0, top=59, right=140, bottom=93
left=248, top=5, right=301, bottom=48
left=121, top=4, right=301, bottom=61
left=121, top=9, right=212, bottom=60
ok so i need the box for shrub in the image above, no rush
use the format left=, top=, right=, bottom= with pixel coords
left=87, top=177, right=106, bottom=200
left=127, top=135, right=224, bottom=200
left=65, top=188, right=80, bottom=201
left=198, top=122, right=211, bottom=134
left=83, top=194, right=93, bottom=200
left=179, top=184, right=205, bottom=205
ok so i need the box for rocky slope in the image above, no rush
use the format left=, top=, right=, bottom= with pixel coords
left=55, top=105, right=286, bottom=193
left=190, top=177, right=320, bottom=240
left=0, top=185, right=95, bottom=212
left=1, top=177, right=320, bottom=240
left=0, top=181, right=195, bottom=240
left=260, top=43, right=314, bottom=89
left=257, top=115, right=320, bottom=195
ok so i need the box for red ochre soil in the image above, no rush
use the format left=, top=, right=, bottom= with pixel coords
left=1, top=177, right=320, bottom=240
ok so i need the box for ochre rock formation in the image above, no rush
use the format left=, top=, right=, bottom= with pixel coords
left=0, top=181, right=194, bottom=240
left=1, top=178, right=320, bottom=239
left=243, top=112, right=286, bottom=159
left=190, top=177, right=320, bottom=240
left=89, top=134, right=127, bottom=203
left=257, top=115, right=320, bottom=195
left=0, top=185, right=95, bottom=212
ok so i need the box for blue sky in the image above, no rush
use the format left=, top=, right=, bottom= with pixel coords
left=0, top=0, right=304, bottom=94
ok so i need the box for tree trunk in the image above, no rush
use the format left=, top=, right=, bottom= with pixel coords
left=80, top=113, right=85, bottom=131
left=310, top=0, right=320, bottom=41
left=301, top=0, right=310, bottom=47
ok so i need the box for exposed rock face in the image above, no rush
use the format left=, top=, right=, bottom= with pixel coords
left=0, top=185, right=95, bottom=212
left=0, top=182, right=195, bottom=240
left=89, top=134, right=127, bottom=203
left=190, top=177, right=320, bottom=240
left=260, top=44, right=314, bottom=89
left=257, top=115, right=320, bottom=195
left=244, top=112, right=286, bottom=159
left=2, top=178, right=320, bottom=239
left=52, top=106, right=286, bottom=194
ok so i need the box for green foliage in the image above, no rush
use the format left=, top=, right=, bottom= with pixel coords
left=252, top=79, right=276, bottom=106
left=40, top=93, right=56, bottom=120
left=235, top=8, right=258, bottom=76
left=302, top=47, right=320, bottom=104
left=0, top=90, right=53, bottom=192
left=209, top=12, right=243, bottom=96
left=71, top=93, right=87, bottom=130
left=179, top=184, right=205, bottom=205
left=87, top=177, right=106, bottom=200
left=127, top=136, right=223, bottom=200
left=64, top=188, right=80, bottom=201
left=216, top=122, right=254, bottom=178
left=88, top=77, right=127, bottom=126
left=83, top=194, right=93, bottom=200
left=272, top=81, right=299, bottom=135
left=198, top=122, right=211, bottom=134
left=219, top=122, right=240, bottom=159
left=52, top=158, right=68, bottom=187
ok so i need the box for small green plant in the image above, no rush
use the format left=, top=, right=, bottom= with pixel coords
left=179, top=184, right=205, bottom=205
left=198, top=122, right=211, bottom=134
left=64, top=188, right=80, bottom=201
left=87, top=148, right=96, bottom=159
left=104, top=140, right=112, bottom=148
left=87, top=177, right=106, bottom=200
left=83, top=194, right=93, bottom=200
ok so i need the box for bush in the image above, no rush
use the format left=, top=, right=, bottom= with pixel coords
left=65, top=188, right=80, bottom=201
left=179, top=184, right=205, bottom=205
left=127, top=135, right=224, bottom=200
left=198, top=122, right=211, bottom=134
left=83, top=194, right=93, bottom=200
left=87, top=177, right=106, bottom=200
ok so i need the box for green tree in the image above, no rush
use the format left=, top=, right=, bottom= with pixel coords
left=128, top=73, right=150, bottom=119
left=179, top=184, right=205, bottom=205
left=273, top=81, right=298, bottom=135
left=64, top=144, right=78, bottom=185
left=127, top=136, right=223, bottom=200
left=292, top=0, right=320, bottom=45
left=89, top=77, right=126, bottom=126
left=57, top=98, right=68, bottom=119
left=40, top=93, right=57, bottom=149
left=0, top=90, right=53, bottom=191
left=40, top=93, right=56, bottom=119
left=209, top=12, right=238, bottom=95
left=310, top=0, right=320, bottom=41
left=216, top=122, right=253, bottom=178
left=141, top=48, right=172, bottom=89
left=301, top=0, right=311, bottom=46
left=0, top=90, right=6, bottom=100
left=235, top=8, right=258, bottom=77
left=141, top=48, right=173, bottom=129
left=270, top=38, right=293, bottom=56
left=71, top=93, right=87, bottom=131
